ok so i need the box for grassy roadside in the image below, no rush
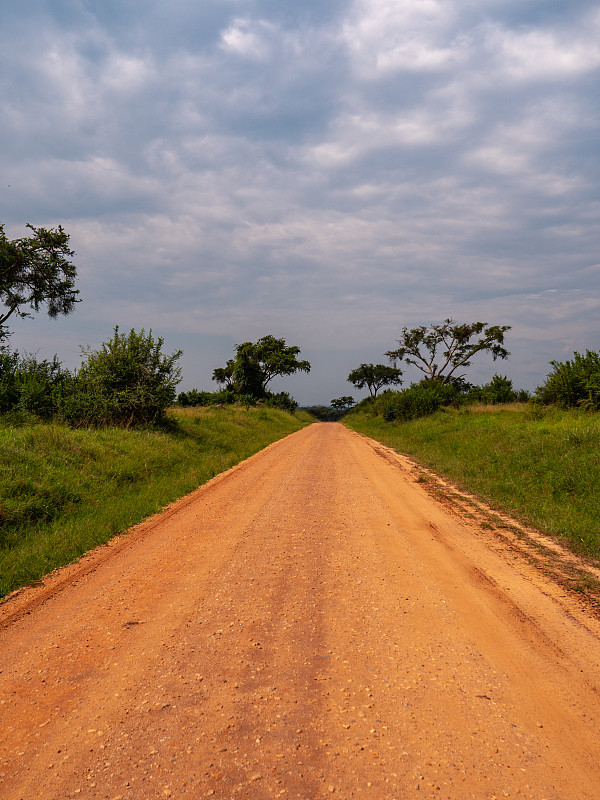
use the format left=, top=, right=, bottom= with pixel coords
left=0, top=406, right=312, bottom=600
left=345, top=404, right=600, bottom=562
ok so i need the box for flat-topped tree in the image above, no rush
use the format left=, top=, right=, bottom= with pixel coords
left=386, top=319, right=511, bottom=385
left=347, top=363, right=403, bottom=398
left=0, top=223, right=79, bottom=341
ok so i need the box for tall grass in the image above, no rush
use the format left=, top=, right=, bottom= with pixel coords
left=345, top=404, right=600, bottom=561
left=0, top=406, right=311, bottom=599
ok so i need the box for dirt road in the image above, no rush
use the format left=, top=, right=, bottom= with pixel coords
left=1, top=423, right=600, bottom=800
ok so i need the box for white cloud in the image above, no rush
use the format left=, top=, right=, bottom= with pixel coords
left=102, top=52, right=155, bottom=92
left=343, top=0, right=462, bottom=77
left=487, top=21, right=600, bottom=81
left=220, top=17, right=277, bottom=60
left=302, top=102, right=467, bottom=171
left=41, top=44, right=96, bottom=124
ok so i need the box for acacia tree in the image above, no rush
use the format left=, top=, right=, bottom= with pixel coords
left=0, top=223, right=79, bottom=341
left=212, top=335, right=310, bottom=398
left=385, top=319, right=511, bottom=385
left=347, top=363, right=403, bottom=398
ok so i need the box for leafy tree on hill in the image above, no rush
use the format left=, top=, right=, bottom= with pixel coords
left=347, top=363, right=402, bottom=398
left=386, top=319, right=510, bottom=385
left=212, top=335, right=310, bottom=399
left=0, top=223, right=79, bottom=341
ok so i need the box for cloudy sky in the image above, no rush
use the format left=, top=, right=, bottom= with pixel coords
left=1, top=0, right=599, bottom=404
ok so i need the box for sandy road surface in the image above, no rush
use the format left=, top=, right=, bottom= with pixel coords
left=1, top=423, right=600, bottom=800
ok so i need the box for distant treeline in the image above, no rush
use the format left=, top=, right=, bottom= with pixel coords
left=340, top=319, right=600, bottom=424
left=299, top=405, right=347, bottom=422
left=176, top=388, right=298, bottom=413
left=3, top=225, right=599, bottom=429
left=0, top=329, right=303, bottom=428
left=344, top=352, right=600, bottom=423
left=349, top=375, right=528, bottom=422
left=1, top=323, right=599, bottom=429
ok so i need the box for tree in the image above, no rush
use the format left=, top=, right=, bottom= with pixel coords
left=0, top=223, right=79, bottom=341
left=331, top=396, right=355, bottom=411
left=231, top=342, right=266, bottom=397
left=347, top=363, right=403, bottom=398
left=212, top=335, right=310, bottom=398
left=212, top=363, right=234, bottom=391
left=386, top=319, right=510, bottom=385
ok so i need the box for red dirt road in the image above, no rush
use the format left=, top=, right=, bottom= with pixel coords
left=1, top=422, right=600, bottom=800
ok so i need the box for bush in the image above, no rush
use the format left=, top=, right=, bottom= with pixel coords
left=62, top=327, right=183, bottom=427
left=0, top=349, right=19, bottom=413
left=535, top=350, right=600, bottom=410
left=205, top=389, right=240, bottom=406
left=352, top=395, right=376, bottom=411
left=0, top=349, right=71, bottom=418
left=16, top=354, right=72, bottom=418
left=176, top=388, right=299, bottom=412
left=177, top=389, right=214, bottom=407
left=264, top=391, right=298, bottom=412
left=467, top=374, right=529, bottom=405
left=381, top=381, right=459, bottom=422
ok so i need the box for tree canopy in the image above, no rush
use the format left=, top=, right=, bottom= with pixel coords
left=212, top=335, right=310, bottom=398
left=0, top=223, right=79, bottom=341
left=386, top=319, right=510, bottom=385
left=347, top=363, right=403, bottom=397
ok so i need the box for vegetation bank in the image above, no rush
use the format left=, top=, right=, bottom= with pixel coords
left=0, top=405, right=311, bottom=600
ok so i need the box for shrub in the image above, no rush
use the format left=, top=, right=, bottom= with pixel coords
left=177, top=388, right=299, bottom=412
left=15, top=354, right=72, bottom=418
left=211, top=389, right=240, bottom=406
left=177, top=389, right=214, bottom=407
left=381, top=381, right=459, bottom=422
left=0, top=349, right=19, bottom=413
left=467, top=374, right=528, bottom=405
left=63, top=327, right=183, bottom=426
left=535, top=350, right=600, bottom=410
left=0, top=350, right=71, bottom=418
left=264, top=391, right=298, bottom=412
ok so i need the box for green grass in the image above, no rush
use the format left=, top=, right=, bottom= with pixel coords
left=345, top=404, right=600, bottom=561
left=0, top=406, right=311, bottom=599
